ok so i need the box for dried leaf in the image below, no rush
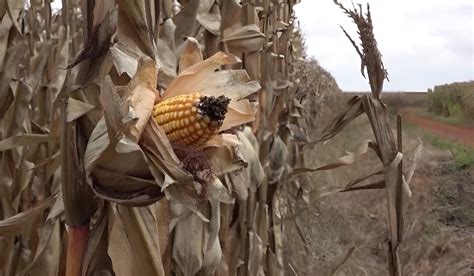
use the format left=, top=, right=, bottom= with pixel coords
left=223, top=24, right=265, bottom=53
left=178, top=37, right=203, bottom=73
left=117, top=205, right=165, bottom=275
left=220, top=99, right=258, bottom=132
left=172, top=0, right=199, bottom=48
left=66, top=98, right=96, bottom=122
left=110, top=43, right=140, bottom=78
left=292, top=139, right=377, bottom=175
left=0, top=195, right=57, bottom=236
left=0, top=134, right=54, bottom=152
left=163, top=52, right=240, bottom=101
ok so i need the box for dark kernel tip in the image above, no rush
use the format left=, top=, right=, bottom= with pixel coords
left=198, top=95, right=230, bottom=121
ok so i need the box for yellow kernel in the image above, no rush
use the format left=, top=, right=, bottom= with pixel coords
left=203, top=115, right=211, bottom=124
left=162, top=115, right=169, bottom=123
left=178, top=111, right=184, bottom=118
left=196, top=129, right=203, bottom=136
left=187, top=125, right=194, bottom=133
left=184, top=118, right=190, bottom=126
left=199, top=121, right=207, bottom=128
left=191, top=107, right=197, bottom=113
left=194, top=122, right=201, bottom=130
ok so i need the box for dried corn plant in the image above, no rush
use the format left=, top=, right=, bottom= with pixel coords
left=0, top=0, right=306, bottom=275
left=292, top=1, right=423, bottom=275
left=0, top=0, right=422, bottom=275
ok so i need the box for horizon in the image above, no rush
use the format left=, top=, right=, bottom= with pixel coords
left=294, top=0, right=474, bottom=92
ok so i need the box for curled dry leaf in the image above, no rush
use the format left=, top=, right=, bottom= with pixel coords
left=222, top=24, right=266, bottom=53
left=162, top=51, right=240, bottom=101
left=178, top=37, right=203, bottom=73
left=83, top=59, right=163, bottom=205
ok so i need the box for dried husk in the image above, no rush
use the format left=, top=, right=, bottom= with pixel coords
left=0, top=1, right=423, bottom=276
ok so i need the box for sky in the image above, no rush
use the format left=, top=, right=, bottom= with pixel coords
left=294, top=0, right=474, bottom=92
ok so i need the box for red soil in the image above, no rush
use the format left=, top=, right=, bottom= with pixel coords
left=404, top=113, right=474, bottom=147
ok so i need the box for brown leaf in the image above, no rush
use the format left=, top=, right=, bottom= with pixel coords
left=220, top=99, right=258, bottom=132
left=163, top=51, right=240, bottom=101
left=178, top=37, right=203, bottom=73
left=20, top=221, right=62, bottom=276
left=0, top=134, right=54, bottom=152
left=0, top=195, right=57, bottom=236
left=66, top=98, right=96, bottom=122
left=223, top=24, right=265, bottom=53
left=292, top=139, right=377, bottom=176
left=172, top=0, right=199, bottom=48
left=114, top=205, right=165, bottom=275
left=110, top=43, right=140, bottom=78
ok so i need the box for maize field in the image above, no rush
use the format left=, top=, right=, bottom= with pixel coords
left=0, top=0, right=423, bottom=275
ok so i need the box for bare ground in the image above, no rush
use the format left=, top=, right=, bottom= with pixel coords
left=283, top=114, right=474, bottom=276
left=403, top=111, right=474, bottom=147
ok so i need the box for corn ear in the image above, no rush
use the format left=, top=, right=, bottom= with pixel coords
left=153, top=93, right=230, bottom=146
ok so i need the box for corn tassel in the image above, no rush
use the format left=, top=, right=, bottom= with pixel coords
left=153, top=93, right=230, bottom=146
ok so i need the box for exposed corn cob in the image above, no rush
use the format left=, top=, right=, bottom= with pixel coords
left=152, top=93, right=230, bottom=146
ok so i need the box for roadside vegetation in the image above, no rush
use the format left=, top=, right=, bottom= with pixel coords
left=426, top=81, right=474, bottom=121
left=414, top=109, right=471, bottom=126
left=403, top=123, right=474, bottom=169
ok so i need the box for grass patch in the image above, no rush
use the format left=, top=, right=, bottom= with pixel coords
left=415, top=109, right=472, bottom=127
left=433, top=162, right=474, bottom=228
left=422, top=212, right=441, bottom=240
left=404, top=123, right=474, bottom=169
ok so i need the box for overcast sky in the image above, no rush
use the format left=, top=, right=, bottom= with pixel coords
left=294, top=0, right=474, bottom=91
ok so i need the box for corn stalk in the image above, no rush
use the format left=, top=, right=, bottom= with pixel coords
left=292, top=2, right=423, bottom=275
left=0, top=1, right=422, bottom=276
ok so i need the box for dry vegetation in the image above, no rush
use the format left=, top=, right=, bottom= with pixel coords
left=0, top=1, right=305, bottom=275
left=285, top=114, right=474, bottom=275
left=5, top=1, right=467, bottom=276
left=345, top=92, right=427, bottom=115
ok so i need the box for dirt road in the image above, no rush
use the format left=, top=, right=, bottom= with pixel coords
left=404, top=112, right=474, bottom=147
left=285, top=115, right=474, bottom=275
